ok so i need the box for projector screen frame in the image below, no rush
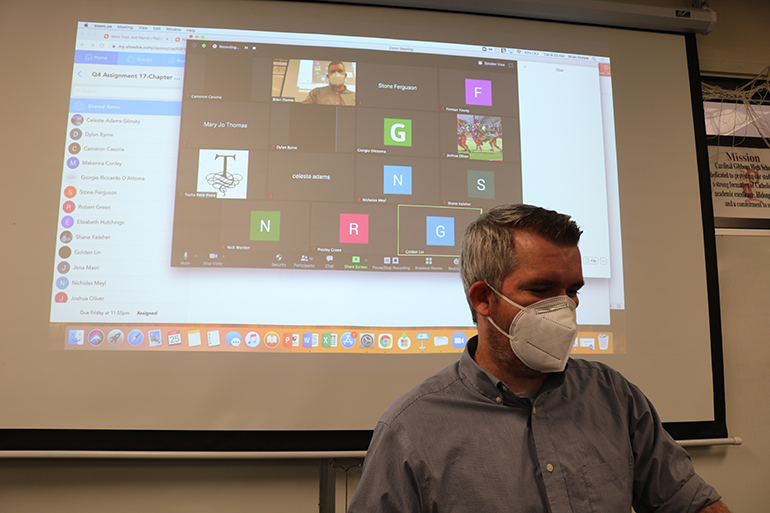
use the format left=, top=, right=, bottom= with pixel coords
left=0, top=0, right=728, bottom=453
left=656, top=33, right=726, bottom=442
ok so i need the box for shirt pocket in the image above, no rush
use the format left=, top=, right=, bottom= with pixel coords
left=581, top=457, right=634, bottom=512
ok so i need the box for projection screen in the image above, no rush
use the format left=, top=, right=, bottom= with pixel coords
left=0, top=0, right=725, bottom=451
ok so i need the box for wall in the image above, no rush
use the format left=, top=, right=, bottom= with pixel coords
left=697, top=0, right=770, bottom=76
left=2, top=1, right=769, bottom=511
left=684, top=234, right=770, bottom=512
left=690, top=1, right=770, bottom=509
left=0, top=458, right=325, bottom=513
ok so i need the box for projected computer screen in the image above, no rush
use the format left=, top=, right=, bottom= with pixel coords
left=52, top=23, right=623, bottom=355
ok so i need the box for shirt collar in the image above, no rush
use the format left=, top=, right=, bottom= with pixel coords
left=459, top=335, right=567, bottom=403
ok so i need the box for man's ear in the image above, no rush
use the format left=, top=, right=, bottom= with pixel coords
left=469, top=281, right=494, bottom=318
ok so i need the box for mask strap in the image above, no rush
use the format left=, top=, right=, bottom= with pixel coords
left=483, top=284, right=522, bottom=340
left=486, top=315, right=514, bottom=341
left=487, top=284, right=526, bottom=310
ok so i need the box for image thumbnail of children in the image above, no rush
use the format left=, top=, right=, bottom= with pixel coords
left=457, top=114, right=503, bottom=161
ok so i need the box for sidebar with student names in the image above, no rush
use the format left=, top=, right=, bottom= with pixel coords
left=51, top=24, right=189, bottom=330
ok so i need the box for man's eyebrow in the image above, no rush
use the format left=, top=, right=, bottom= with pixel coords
left=521, top=279, right=557, bottom=287
left=521, top=278, right=585, bottom=289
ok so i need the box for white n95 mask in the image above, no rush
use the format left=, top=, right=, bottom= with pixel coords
left=329, top=72, right=346, bottom=86
left=486, top=286, right=577, bottom=373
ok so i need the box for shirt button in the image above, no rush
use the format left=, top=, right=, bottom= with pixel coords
left=501, top=385, right=509, bottom=392
left=546, top=463, right=554, bottom=472
left=532, top=406, right=537, bottom=414
left=495, top=396, right=503, bottom=404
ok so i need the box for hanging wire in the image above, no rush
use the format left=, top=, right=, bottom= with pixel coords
left=702, top=67, right=770, bottom=207
left=702, top=66, right=770, bottom=148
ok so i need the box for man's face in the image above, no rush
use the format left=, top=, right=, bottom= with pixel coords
left=327, top=63, right=347, bottom=86
left=487, top=230, right=583, bottom=373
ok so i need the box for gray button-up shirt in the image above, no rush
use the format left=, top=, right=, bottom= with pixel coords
left=348, top=336, right=720, bottom=513
left=302, top=85, right=355, bottom=105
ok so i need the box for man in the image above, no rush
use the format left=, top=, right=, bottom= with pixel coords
left=302, top=61, right=355, bottom=106
left=348, top=204, right=729, bottom=512
left=489, top=129, right=502, bottom=151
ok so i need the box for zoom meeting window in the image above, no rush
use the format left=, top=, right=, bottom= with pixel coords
left=53, top=22, right=622, bottom=353
left=171, top=43, right=523, bottom=271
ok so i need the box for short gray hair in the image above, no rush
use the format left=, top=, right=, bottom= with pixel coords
left=460, top=204, right=582, bottom=323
